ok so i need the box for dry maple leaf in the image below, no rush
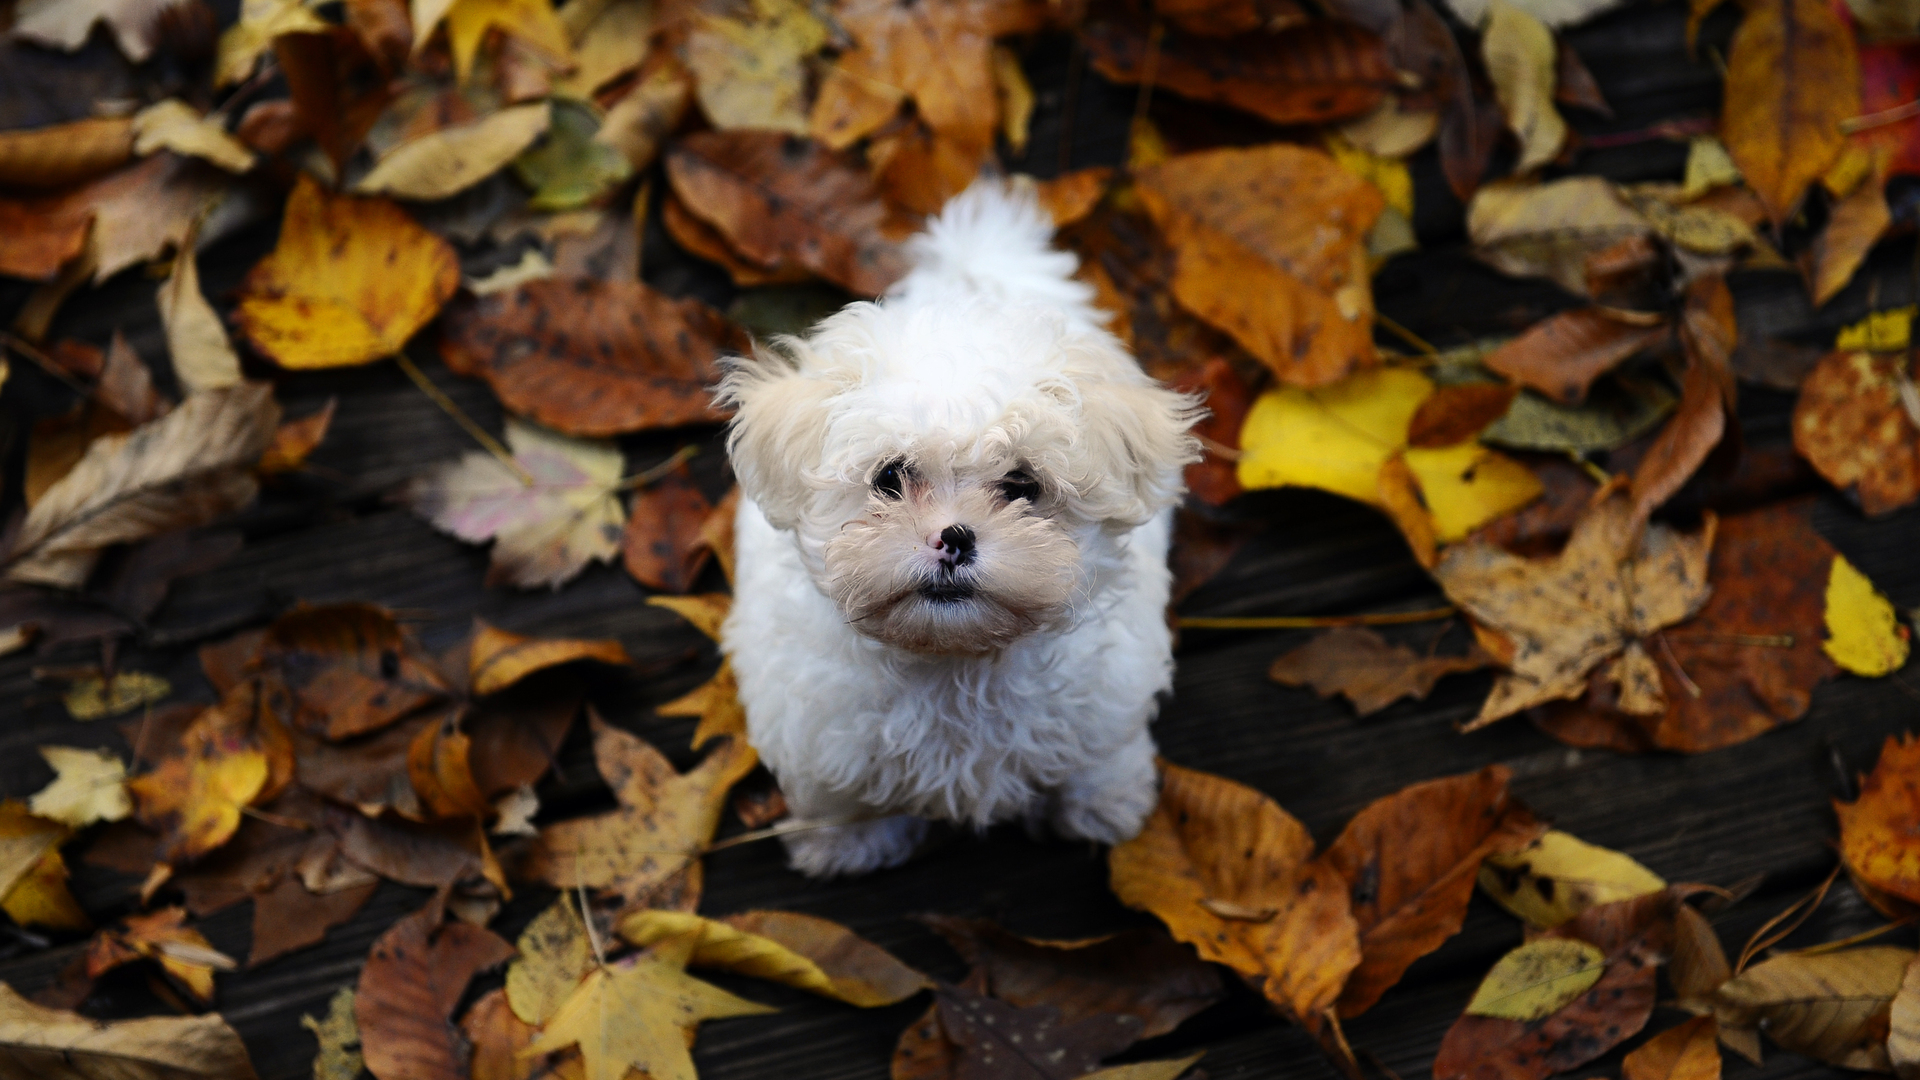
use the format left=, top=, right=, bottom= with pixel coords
left=1713, top=946, right=1911, bottom=1069
left=1108, top=760, right=1360, bottom=1031
left=1434, top=492, right=1715, bottom=730
left=1433, top=890, right=1678, bottom=1080
left=521, top=712, right=754, bottom=911
left=4, top=383, right=279, bottom=590
left=404, top=419, right=628, bottom=590
left=524, top=931, right=775, bottom=1080
left=1793, top=349, right=1920, bottom=516
left=666, top=130, right=911, bottom=296
left=1267, top=627, right=1493, bottom=716
left=1720, top=0, right=1860, bottom=221
left=1083, top=19, right=1397, bottom=127
left=1837, top=733, right=1920, bottom=910
left=354, top=900, right=515, bottom=1080
left=505, top=896, right=597, bottom=1025
left=127, top=687, right=291, bottom=865
left=619, top=908, right=931, bottom=1007
left=1135, top=145, right=1382, bottom=388
left=29, top=746, right=131, bottom=829
left=437, top=277, right=735, bottom=437
left=1316, top=766, right=1544, bottom=1016
left=234, top=174, right=460, bottom=369
left=0, top=983, right=259, bottom=1079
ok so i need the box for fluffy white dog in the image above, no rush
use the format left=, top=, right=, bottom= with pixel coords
left=717, top=182, right=1201, bottom=877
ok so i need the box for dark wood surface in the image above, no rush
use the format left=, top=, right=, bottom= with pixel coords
left=3, top=3, right=1919, bottom=1079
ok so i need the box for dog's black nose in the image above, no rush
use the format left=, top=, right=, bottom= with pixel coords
left=938, top=524, right=976, bottom=565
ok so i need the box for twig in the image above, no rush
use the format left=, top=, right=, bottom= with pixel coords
left=1373, top=313, right=1439, bottom=360
left=1842, top=98, right=1920, bottom=134
left=392, top=352, right=534, bottom=485
left=1787, top=914, right=1920, bottom=957
left=1193, top=433, right=1240, bottom=461
left=613, top=444, right=700, bottom=491
left=1177, top=606, right=1456, bottom=630
left=1662, top=631, right=1794, bottom=647
left=1, top=331, right=95, bottom=398
left=1736, top=864, right=1840, bottom=973
left=1655, top=632, right=1703, bottom=700
left=1565, top=451, right=1612, bottom=486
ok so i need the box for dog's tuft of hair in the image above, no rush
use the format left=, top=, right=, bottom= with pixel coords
left=718, top=179, right=1202, bottom=876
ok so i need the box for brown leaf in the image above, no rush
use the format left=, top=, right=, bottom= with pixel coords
left=465, top=689, right=579, bottom=796
left=356, top=902, right=515, bottom=1080
left=1805, top=156, right=1892, bottom=306
left=1720, top=0, right=1860, bottom=221
left=1623, top=1016, right=1721, bottom=1080
left=1136, top=145, right=1382, bottom=387
left=1268, top=627, right=1493, bottom=716
left=666, top=131, right=911, bottom=296
left=935, top=981, right=1143, bottom=1080
left=1169, top=510, right=1260, bottom=606
left=461, top=987, right=543, bottom=1080
left=1626, top=276, right=1736, bottom=537
left=86, top=906, right=235, bottom=1003
left=1554, top=40, right=1613, bottom=117
left=329, top=805, right=504, bottom=892
left=1084, top=19, right=1396, bottom=126
left=662, top=192, right=811, bottom=286
left=0, top=983, right=260, bottom=1079
left=1793, top=349, right=1920, bottom=515
left=622, top=464, right=716, bottom=593
left=1319, top=766, right=1544, bottom=1016
left=258, top=398, right=338, bottom=475
left=0, top=115, right=134, bottom=189
left=438, top=277, right=736, bottom=437
left=247, top=874, right=378, bottom=966
left=921, top=916, right=1223, bottom=1038
left=1409, top=384, right=1521, bottom=449
left=259, top=603, right=449, bottom=739
left=1031, top=168, right=1113, bottom=229
left=408, top=715, right=494, bottom=820
left=1483, top=309, right=1669, bottom=406
left=1433, top=890, right=1677, bottom=1080
left=1713, top=946, right=1910, bottom=1069
left=0, top=192, right=93, bottom=280
left=275, top=29, right=394, bottom=173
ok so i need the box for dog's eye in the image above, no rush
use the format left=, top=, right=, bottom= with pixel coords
left=873, top=459, right=908, bottom=499
left=999, top=469, right=1042, bottom=504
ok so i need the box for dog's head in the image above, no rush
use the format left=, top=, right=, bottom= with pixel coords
left=720, top=298, right=1200, bottom=654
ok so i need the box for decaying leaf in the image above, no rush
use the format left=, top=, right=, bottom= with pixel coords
left=258, top=603, right=448, bottom=739
left=0, top=983, right=259, bottom=1079
left=1824, top=555, right=1910, bottom=676
left=505, top=896, right=596, bottom=1026
left=29, top=746, right=130, bottom=829
left=521, top=712, right=753, bottom=911
left=1108, top=760, right=1360, bottom=1029
left=1838, top=734, right=1920, bottom=909
left=1479, top=829, right=1667, bottom=928
left=355, top=902, right=515, bottom=1080
left=127, top=686, right=288, bottom=864
left=1623, top=1016, right=1722, bottom=1080
left=65, top=671, right=173, bottom=721
left=86, top=906, right=237, bottom=1003
left=1714, top=946, right=1912, bottom=1069
left=1468, top=177, right=1653, bottom=296
left=524, top=931, right=775, bottom=1080
left=1319, top=766, right=1544, bottom=1015
left=404, top=419, right=628, bottom=590
left=1465, top=938, right=1608, bottom=1021
left=620, top=908, right=931, bottom=1006
left=686, top=0, right=829, bottom=134
left=1268, top=627, right=1493, bottom=716
left=234, top=175, right=461, bottom=369
left=355, top=101, right=552, bottom=201
left=1483, top=309, right=1669, bottom=406
left=438, top=277, right=735, bottom=437
left=623, top=463, right=718, bottom=594
left=1720, top=0, right=1860, bottom=221
left=1795, top=350, right=1920, bottom=516
left=0, top=801, right=87, bottom=931
left=935, top=981, right=1144, bottom=1079
left=513, top=98, right=633, bottom=211
left=302, top=987, right=363, bottom=1080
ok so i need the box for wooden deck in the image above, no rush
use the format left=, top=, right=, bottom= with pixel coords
left=3, top=3, right=1919, bottom=1078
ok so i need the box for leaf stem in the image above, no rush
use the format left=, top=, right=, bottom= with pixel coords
left=1177, top=606, right=1456, bottom=630
left=392, top=352, right=534, bottom=486
left=1, top=331, right=96, bottom=399
left=613, top=445, right=699, bottom=491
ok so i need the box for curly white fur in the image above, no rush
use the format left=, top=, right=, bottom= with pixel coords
left=718, top=181, right=1201, bottom=877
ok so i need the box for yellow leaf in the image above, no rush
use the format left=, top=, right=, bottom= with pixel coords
left=234, top=174, right=460, bottom=369
left=1402, top=442, right=1545, bottom=541
left=0, top=801, right=86, bottom=932
left=159, top=222, right=245, bottom=395
left=1682, top=136, right=1744, bottom=197
left=29, top=746, right=131, bottom=828
left=1325, top=134, right=1414, bottom=218
left=1466, top=937, right=1607, bottom=1020
left=469, top=619, right=631, bottom=697
left=1483, top=0, right=1567, bottom=173
left=217, top=0, right=328, bottom=86
left=126, top=715, right=272, bottom=864
left=301, top=987, right=363, bottom=1080
left=64, top=671, right=172, bottom=721
left=656, top=659, right=747, bottom=750
left=1836, top=305, right=1913, bottom=352
left=617, top=909, right=929, bottom=1006
left=355, top=102, right=552, bottom=202
left=131, top=99, right=256, bottom=173
left=443, top=0, right=572, bottom=82
left=505, top=897, right=595, bottom=1025
left=554, top=0, right=652, bottom=98
left=1237, top=367, right=1434, bottom=501
left=1479, top=829, right=1667, bottom=928
left=1824, top=555, right=1910, bottom=676
left=686, top=0, right=829, bottom=135
left=648, top=593, right=733, bottom=642
left=523, top=935, right=774, bottom=1080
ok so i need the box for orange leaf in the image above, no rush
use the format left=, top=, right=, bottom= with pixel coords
left=1083, top=19, right=1396, bottom=126
left=127, top=690, right=283, bottom=865
left=0, top=115, right=134, bottom=189
left=1483, top=309, right=1669, bottom=405
left=622, top=464, right=716, bottom=594
left=0, top=194, right=93, bottom=280
left=1805, top=153, right=1892, bottom=306
left=1408, top=384, right=1521, bottom=449
left=468, top=619, right=632, bottom=697
left=258, top=398, right=337, bottom=475
left=259, top=603, right=449, bottom=739
left=407, top=716, right=494, bottom=820
left=1268, top=627, right=1492, bottom=717
left=1837, top=733, right=1920, bottom=908
left=1720, top=0, right=1860, bottom=221
left=1623, top=1016, right=1722, bottom=1080
left=1793, top=350, right=1920, bottom=516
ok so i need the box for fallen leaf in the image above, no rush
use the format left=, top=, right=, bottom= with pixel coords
left=355, top=100, right=552, bottom=201
left=65, top=671, right=173, bottom=721
left=158, top=231, right=245, bottom=395
left=657, top=659, right=747, bottom=749
left=258, top=603, right=449, bottom=739
left=403, top=419, right=628, bottom=590
left=1136, top=145, right=1382, bottom=387
left=12, top=0, right=176, bottom=62
left=919, top=916, right=1222, bottom=1037
left=1714, top=946, right=1911, bottom=1069
left=216, top=0, right=331, bottom=86
left=0, top=801, right=87, bottom=931
left=329, top=806, right=505, bottom=891
left=1108, top=760, right=1360, bottom=1029
left=1623, top=1016, right=1721, bottom=1080
left=434, top=0, right=573, bottom=82
left=5, top=383, right=279, bottom=590
left=1082, top=19, right=1398, bottom=127
left=0, top=193, right=94, bottom=280
left=29, top=746, right=131, bottom=828
left=302, top=987, right=363, bottom=1080
left=1793, top=350, right=1920, bottom=516
left=1443, top=0, right=1630, bottom=26
left=1465, top=938, right=1608, bottom=1020
left=258, top=398, right=337, bottom=474
left=1670, top=903, right=1731, bottom=1012
left=1436, top=493, right=1715, bottom=728
left=521, top=712, right=753, bottom=911
left=619, top=908, right=928, bottom=1006
left=623, top=464, right=716, bottom=593
left=664, top=189, right=811, bottom=286
left=595, top=62, right=694, bottom=172
left=355, top=901, right=515, bottom=1080
left=513, top=98, right=632, bottom=211
left=234, top=175, right=460, bottom=369
left=0, top=982, right=260, bottom=1079
left=1237, top=366, right=1431, bottom=502
left=687, top=0, right=828, bottom=134
left=461, top=988, right=541, bottom=1080
left=1267, top=627, right=1492, bottom=716
left=1483, top=0, right=1567, bottom=172
left=248, top=873, right=379, bottom=966
left=1837, top=734, right=1920, bottom=908
left=127, top=692, right=284, bottom=864
left=0, top=114, right=135, bottom=190
left=86, top=907, right=236, bottom=1003
left=935, top=981, right=1144, bottom=1079
left=131, top=99, right=256, bottom=174
left=437, top=277, right=734, bottom=437
left=1468, top=177, right=1653, bottom=296
left=276, top=29, right=397, bottom=172
left=1479, top=829, right=1666, bottom=928
left=1721, top=0, right=1859, bottom=221
left=1890, top=954, right=1920, bottom=1079
left=469, top=620, right=630, bottom=697
left=1318, top=766, right=1544, bottom=1015
left=1483, top=309, right=1669, bottom=406
left=666, top=131, right=910, bottom=296
left=524, top=932, right=775, bottom=1080
left=1823, top=555, right=1910, bottom=676
left=505, top=897, right=595, bottom=1026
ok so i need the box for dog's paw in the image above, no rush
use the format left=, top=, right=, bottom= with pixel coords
left=782, top=815, right=928, bottom=877
left=1051, top=777, right=1157, bottom=847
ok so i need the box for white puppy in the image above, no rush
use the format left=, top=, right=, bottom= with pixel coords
left=717, top=182, right=1201, bottom=877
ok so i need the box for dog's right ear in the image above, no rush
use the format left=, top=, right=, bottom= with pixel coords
left=717, top=345, right=839, bottom=530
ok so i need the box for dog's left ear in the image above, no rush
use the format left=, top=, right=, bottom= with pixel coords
left=1074, top=376, right=1203, bottom=525
left=717, top=346, right=841, bottom=530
